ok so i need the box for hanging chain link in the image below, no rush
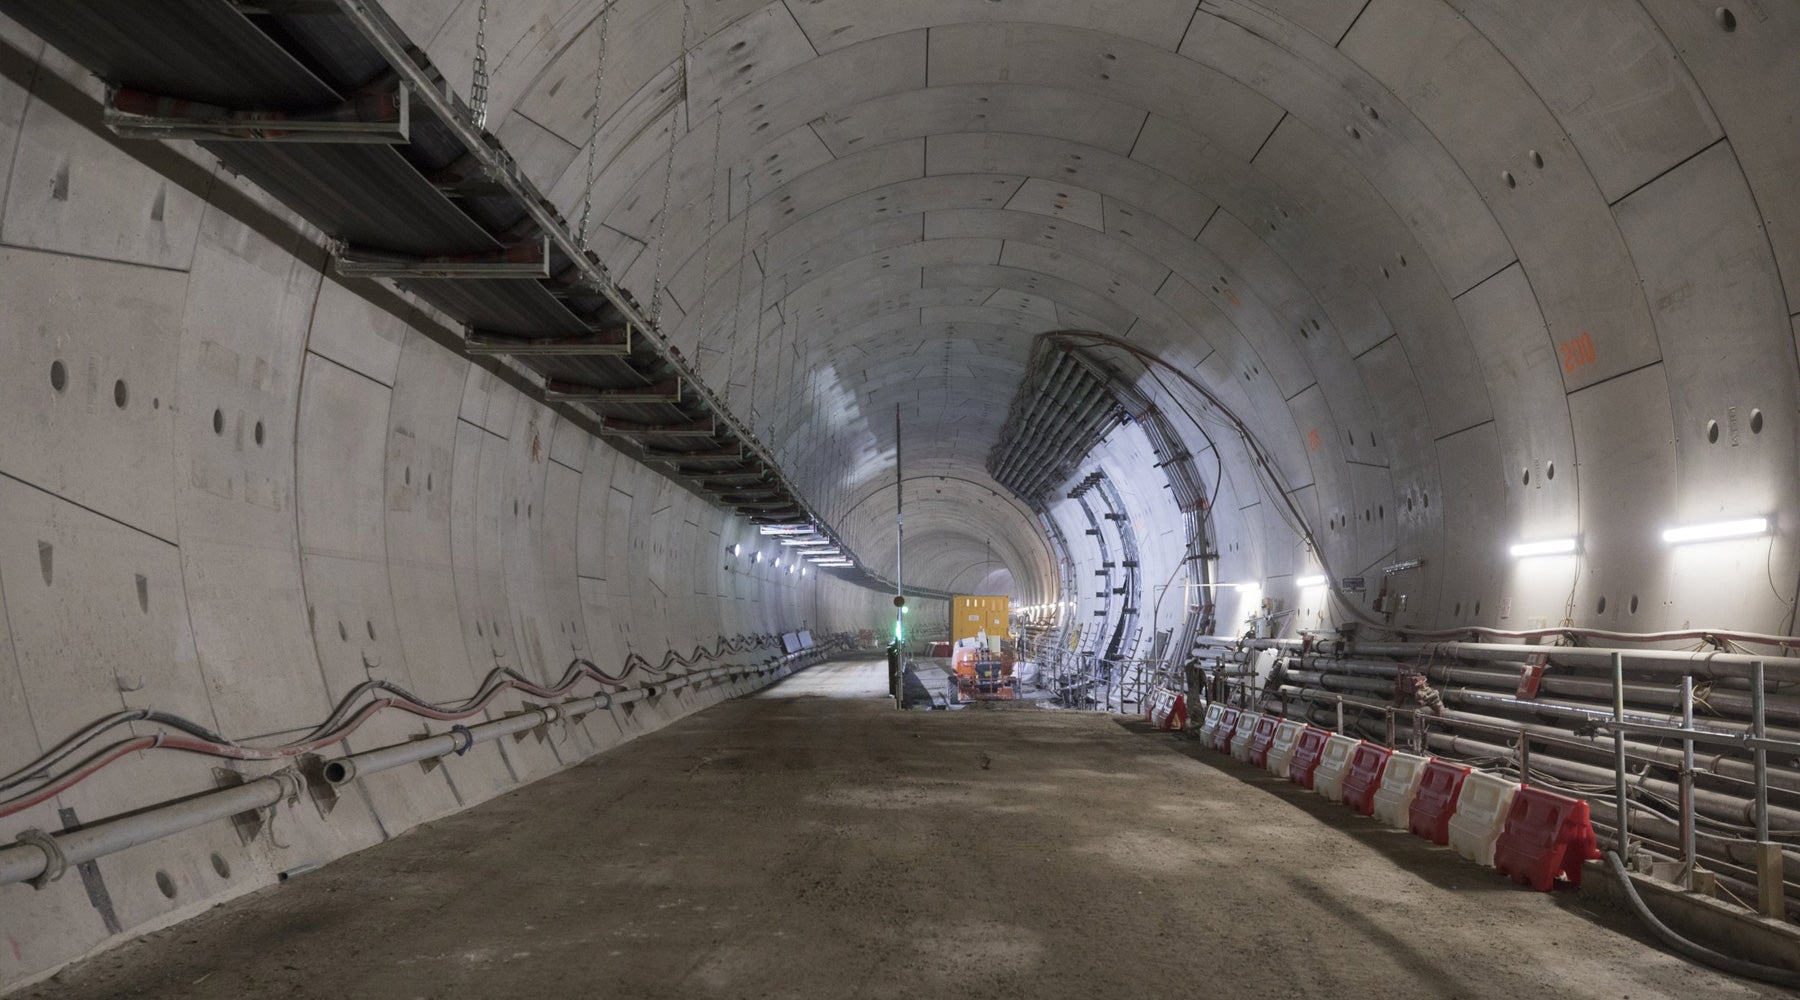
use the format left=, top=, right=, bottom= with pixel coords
left=576, top=2, right=611, bottom=249
left=749, top=231, right=769, bottom=434
left=470, top=0, right=491, bottom=130
left=726, top=168, right=754, bottom=410
left=693, top=107, right=724, bottom=354
left=648, top=0, right=695, bottom=325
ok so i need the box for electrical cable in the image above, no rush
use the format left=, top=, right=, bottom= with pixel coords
left=1604, top=851, right=1800, bottom=989
left=0, top=632, right=828, bottom=819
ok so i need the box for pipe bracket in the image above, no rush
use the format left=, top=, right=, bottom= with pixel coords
left=14, top=828, right=68, bottom=890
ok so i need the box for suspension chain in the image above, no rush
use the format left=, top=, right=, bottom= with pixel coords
left=470, top=0, right=491, bottom=129
left=693, top=106, right=724, bottom=365
left=648, top=0, right=695, bottom=325
left=577, top=2, right=612, bottom=249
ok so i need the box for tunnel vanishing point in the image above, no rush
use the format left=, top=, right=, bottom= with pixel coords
left=0, top=0, right=1798, bottom=996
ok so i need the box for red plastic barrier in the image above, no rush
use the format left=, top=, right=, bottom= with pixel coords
left=1147, top=688, right=1187, bottom=731
left=1408, top=759, right=1472, bottom=844
left=1212, top=707, right=1242, bottom=753
left=1340, top=743, right=1393, bottom=815
left=928, top=642, right=951, bottom=657
left=1287, top=726, right=1329, bottom=788
left=1493, top=786, right=1601, bottom=891
left=1247, top=714, right=1282, bottom=768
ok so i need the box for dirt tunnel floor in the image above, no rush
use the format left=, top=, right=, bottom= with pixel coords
left=13, top=658, right=1791, bottom=1000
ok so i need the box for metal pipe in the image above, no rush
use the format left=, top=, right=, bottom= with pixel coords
left=1681, top=674, right=1697, bottom=889
left=1281, top=685, right=1800, bottom=832
left=1754, top=659, right=1770, bottom=842
left=1329, top=638, right=1800, bottom=682
left=0, top=770, right=302, bottom=887
left=1614, top=652, right=1630, bottom=859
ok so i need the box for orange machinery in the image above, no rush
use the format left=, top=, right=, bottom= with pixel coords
left=950, top=642, right=1017, bottom=702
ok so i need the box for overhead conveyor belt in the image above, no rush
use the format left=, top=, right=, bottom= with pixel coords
left=0, top=0, right=889, bottom=569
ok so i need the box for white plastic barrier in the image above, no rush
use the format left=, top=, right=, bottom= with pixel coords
left=1370, top=752, right=1430, bottom=829
left=1197, top=703, right=1226, bottom=746
left=1312, top=734, right=1361, bottom=802
left=1229, top=712, right=1262, bottom=762
left=1447, top=771, right=1522, bottom=867
left=1265, top=720, right=1307, bottom=777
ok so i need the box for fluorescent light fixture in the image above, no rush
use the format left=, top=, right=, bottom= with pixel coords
left=1295, top=575, right=1327, bottom=588
left=752, top=551, right=761, bottom=563
left=803, top=549, right=842, bottom=560
left=801, top=567, right=808, bottom=577
left=773, top=556, right=783, bottom=567
left=1510, top=537, right=1578, bottom=558
left=730, top=543, right=740, bottom=556
left=816, top=559, right=854, bottom=567
left=759, top=525, right=816, bottom=535
left=1662, top=517, right=1769, bottom=544
left=786, top=565, right=794, bottom=575
left=782, top=539, right=834, bottom=547
left=1235, top=583, right=1259, bottom=594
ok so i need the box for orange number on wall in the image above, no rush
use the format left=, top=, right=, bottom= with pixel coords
left=1559, top=332, right=1597, bottom=373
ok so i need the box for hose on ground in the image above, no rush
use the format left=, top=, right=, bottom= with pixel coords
left=1603, top=850, right=1800, bottom=989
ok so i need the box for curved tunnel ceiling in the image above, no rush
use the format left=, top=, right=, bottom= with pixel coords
left=389, top=0, right=1798, bottom=621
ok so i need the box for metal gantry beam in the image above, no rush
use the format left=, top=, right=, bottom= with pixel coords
left=104, top=83, right=411, bottom=143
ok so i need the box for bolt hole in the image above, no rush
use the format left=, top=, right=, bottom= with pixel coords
left=1473, top=601, right=1482, bottom=617
left=113, top=379, right=128, bottom=408
left=1546, top=461, right=1556, bottom=481
left=1454, top=601, right=1462, bottom=616
left=337, top=621, right=347, bottom=642
left=1530, top=150, right=1544, bottom=169
left=1716, top=7, right=1737, bottom=31
left=1750, top=408, right=1763, bottom=434
left=1522, top=468, right=1531, bottom=486
left=1364, top=105, right=1379, bottom=120
left=50, top=360, right=67, bottom=392
left=155, top=870, right=177, bottom=899
left=366, top=620, right=376, bottom=641
left=1629, top=595, right=1640, bottom=615
left=1597, top=596, right=1608, bottom=615
left=211, top=853, right=231, bottom=878
left=213, top=409, right=224, bottom=435
left=1345, top=125, right=1361, bottom=140
left=1502, top=170, right=1517, bottom=189
left=1706, top=419, right=1720, bottom=444
left=254, top=421, right=265, bottom=446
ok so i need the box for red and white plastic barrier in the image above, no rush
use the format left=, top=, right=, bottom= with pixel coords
left=1197, top=702, right=1226, bottom=746
left=1312, top=734, right=1361, bottom=802
left=1340, top=743, right=1393, bottom=815
left=1265, top=719, right=1306, bottom=777
left=1370, top=752, right=1429, bottom=829
left=1146, top=687, right=1187, bottom=731
left=1229, top=712, right=1262, bottom=762
left=1247, top=714, right=1282, bottom=768
left=1447, top=771, right=1522, bottom=867
left=1493, top=786, right=1601, bottom=890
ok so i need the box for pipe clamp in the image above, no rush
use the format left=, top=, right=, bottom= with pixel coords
left=15, top=829, right=69, bottom=890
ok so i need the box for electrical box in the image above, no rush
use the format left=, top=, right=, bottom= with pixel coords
left=951, top=594, right=1010, bottom=647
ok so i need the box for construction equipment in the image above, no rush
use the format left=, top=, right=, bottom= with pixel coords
left=949, top=637, right=1017, bottom=703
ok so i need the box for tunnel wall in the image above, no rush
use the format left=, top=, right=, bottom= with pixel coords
left=380, top=0, right=1800, bottom=641
left=0, top=31, right=893, bottom=989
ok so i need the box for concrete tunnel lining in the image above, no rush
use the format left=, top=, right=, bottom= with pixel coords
left=0, top=0, right=1797, bottom=991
